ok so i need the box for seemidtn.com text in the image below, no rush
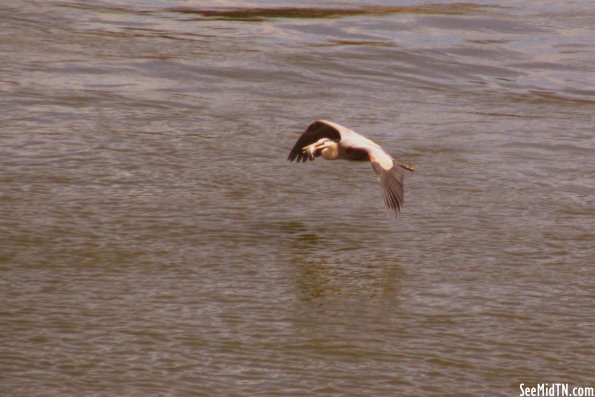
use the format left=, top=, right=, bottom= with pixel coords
left=520, top=383, right=594, bottom=397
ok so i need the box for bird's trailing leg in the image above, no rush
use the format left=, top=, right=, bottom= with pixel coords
left=399, top=163, right=416, bottom=172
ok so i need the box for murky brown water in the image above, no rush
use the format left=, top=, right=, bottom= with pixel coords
left=1, top=1, right=594, bottom=396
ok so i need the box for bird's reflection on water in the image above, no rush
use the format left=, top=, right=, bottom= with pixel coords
left=284, top=225, right=405, bottom=304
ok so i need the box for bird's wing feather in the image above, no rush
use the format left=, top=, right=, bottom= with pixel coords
left=370, top=147, right=404, bottom=214
left=288, top=120, right=349, bottom=162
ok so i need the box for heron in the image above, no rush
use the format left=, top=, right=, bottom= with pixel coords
left=288, top=120, right=415, bottom=215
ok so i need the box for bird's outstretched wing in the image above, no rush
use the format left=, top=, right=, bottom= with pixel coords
left=369, top=148, right=404, bottom=214
left=288, top=120, right=343, bottom=162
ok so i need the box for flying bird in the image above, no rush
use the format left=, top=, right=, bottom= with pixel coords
left=288, top=120, right=415, bottom=215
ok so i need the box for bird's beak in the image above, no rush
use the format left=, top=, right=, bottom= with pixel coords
left=301, top=143, right=317, bottom=153
left=302, top=142, right=319, bottom=160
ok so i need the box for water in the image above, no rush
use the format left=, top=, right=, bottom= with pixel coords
left=1, top=1, right=594, bottom=396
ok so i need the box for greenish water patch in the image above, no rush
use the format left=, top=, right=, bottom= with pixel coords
left=168, top=3, right=486, bottom=22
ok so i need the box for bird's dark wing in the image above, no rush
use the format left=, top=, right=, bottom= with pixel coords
left=371, top=161, right=404, bottom=215
left=288, top=120, right=342, bottom=162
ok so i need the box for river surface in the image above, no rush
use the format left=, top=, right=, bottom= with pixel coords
left=1, top=1, right=594, bottom=396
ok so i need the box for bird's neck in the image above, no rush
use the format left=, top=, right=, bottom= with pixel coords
left=321, top=144, right=339, bottom=160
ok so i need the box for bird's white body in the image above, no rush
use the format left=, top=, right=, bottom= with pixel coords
left=288, top=120, right=414, bottom=215
left=316, top=120, right=394, bottom=170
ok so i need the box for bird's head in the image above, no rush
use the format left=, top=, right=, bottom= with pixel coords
left=302, top=138, right=338, bottom=159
